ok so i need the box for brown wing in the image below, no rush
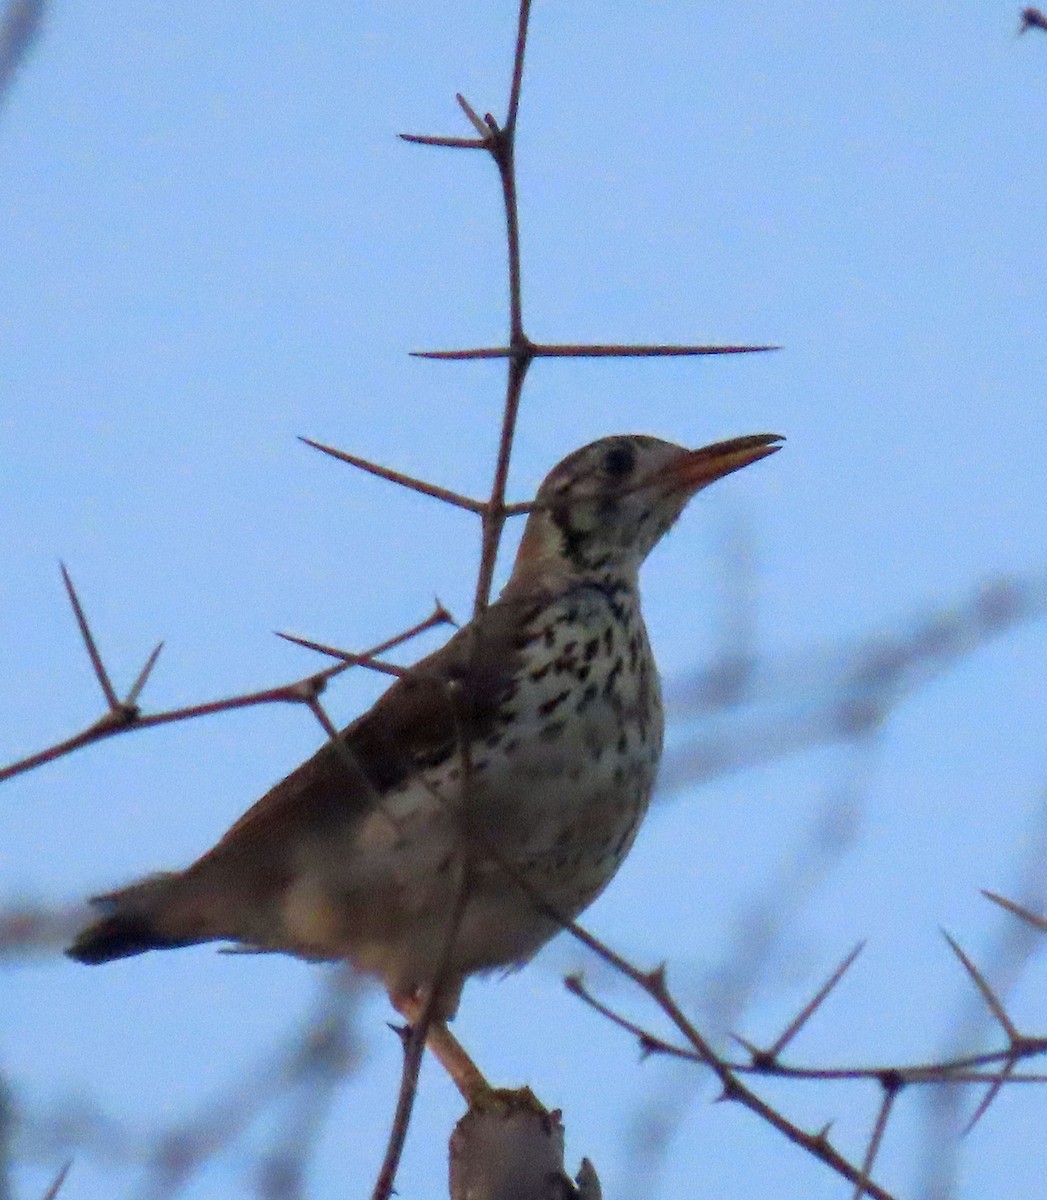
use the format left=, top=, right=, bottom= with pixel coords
left=196, top=589, right=543, bottom=862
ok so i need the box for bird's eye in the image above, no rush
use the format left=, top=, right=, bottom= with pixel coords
left=603, top=443, right=635, bottom=478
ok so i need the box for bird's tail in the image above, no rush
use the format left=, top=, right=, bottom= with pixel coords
left=67, top=872, right=203, bottom=964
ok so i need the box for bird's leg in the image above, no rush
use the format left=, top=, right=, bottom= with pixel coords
left=393, top=993, right=491, bottom=1104
left=426, top=1020, right=491, bottom=1103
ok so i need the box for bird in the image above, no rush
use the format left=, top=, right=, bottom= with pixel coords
left=68, top=431, right=783, bottom=1021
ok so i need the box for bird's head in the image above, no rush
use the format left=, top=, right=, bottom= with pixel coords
left=509, top=432, right=783, bottom=587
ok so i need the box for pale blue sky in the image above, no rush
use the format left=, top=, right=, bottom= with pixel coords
left=4, top=4, right=1047, bottom=1198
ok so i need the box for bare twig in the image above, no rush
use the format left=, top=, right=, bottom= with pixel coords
left=0, top=604, right=444, bottom=784
left=853, top=1079, right=901, bottom=1200
left=371, top=872, right=473, bottom=1200
left=567, top=971, right=1047, bottom=1086
left=400, top=0, right=778, bottom=620
left=369, top=1020, right=432, bottom=1200
left=488, top=854, right=900, bottom=1196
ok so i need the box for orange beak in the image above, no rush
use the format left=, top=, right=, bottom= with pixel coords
left=651, top=433, right=784, bottom=495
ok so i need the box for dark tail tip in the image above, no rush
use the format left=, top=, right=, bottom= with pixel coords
left=66, top=872, right=197, bottom=965
left=67, top=913, right=182, bottom=964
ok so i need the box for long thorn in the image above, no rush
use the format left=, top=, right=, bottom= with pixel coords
left=40, top=1160, right=73, bottom=1200
left=398, top=132, right=486, bottom=149
left=60, top=564, right=120, bottom=711
left=456, top=92, right=491, bottom=139
left=767, top=942, right=866, bottom=1059
left=981, top=889, right=1047, bottom=933
left=275, top=602, right=455, bottom=676
left=941, top=930, right=1019, bottom=1040
left=963, top=1057, right=1017, bottom=1135
left=851, top=1083, right=899, bottom=1200
left=300, top=438, right=486, bottom=513
left=274, top=632, right=405, bottom=678
left=412, top=342, right=780, bottom=360
left=124, top=642, right=164, bottom=707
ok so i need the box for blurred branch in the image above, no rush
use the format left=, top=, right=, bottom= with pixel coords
left=38, top=1161, right=70, bottom=1200
left=660, top=572, right=1047, bottom=794
left=1019, top=7, right=1047, bottom=34
left=13, top=972, right=362, bottom=1199
left=0, top=1074, right=12, bottom=1200
left=0, top=0, right=45, bottom=113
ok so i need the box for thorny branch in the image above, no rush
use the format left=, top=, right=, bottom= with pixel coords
left=550, top=913, right=895, bottom=1198
left=559, top=899, right=1047, bottom=1200
left=0, top=586, right=452, bottom=785
left=5, top=2, right=1047, bottom=1199
left=350, top=2, right=785, bottom=1192
left=567, top=934, right=1047, bottom=1087
left=370, top=872, right=474, bottom=1200
left=387, top=0, right=772, bottom=619
left=910, top=797, right=1047, bottom=1197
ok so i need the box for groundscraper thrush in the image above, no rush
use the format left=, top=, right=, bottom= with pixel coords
left=69, top=432, right=783, bottom=1020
